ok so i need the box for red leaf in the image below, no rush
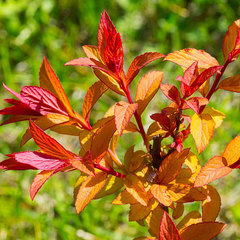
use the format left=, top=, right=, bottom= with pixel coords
left=21, top=86, right=68, bottom=115
left=98, top=10, right=123, bottom=76
left=185, top=66, right=222, bottom=98
left=14, top=151, right=68, bottom=170
left=150, top=113, right=171, bottom=131
left=29, top=120, right=76, bottom=159
left=161, top=84, right=181, bottom=105
left=0, top=156, right=37, bottom=170
left=126, top=52, right=165, bottom=86
left=159, top=211, right=181, bottom=240
left=182, top=97, right=209, bottom=114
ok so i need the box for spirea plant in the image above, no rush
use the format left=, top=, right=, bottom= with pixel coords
left=1, top=10, right=240, bottom=240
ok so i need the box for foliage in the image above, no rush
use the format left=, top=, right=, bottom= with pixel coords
left=1, top=9, right=240, bottom=240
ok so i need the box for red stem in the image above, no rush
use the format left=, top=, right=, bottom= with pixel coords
left=199, top=58, right=231, bottom=113
left=94, top=163, right=125, bottom=178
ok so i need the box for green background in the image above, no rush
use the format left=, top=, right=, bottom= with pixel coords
left=0, top=0, right=240, bottom=239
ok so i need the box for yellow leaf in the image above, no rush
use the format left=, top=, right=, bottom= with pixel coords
left=177, top=211, right=202, bottom=231
left=164, top=48, right=219, bottom=71
left=94, top=175, right=123, bottom=199
left=218, top=75, right=240, bottom=93
left=203, top=107, right=225, bottom=128
left=73, top=174, right=88, bottom=201
left=82, top=45, right=102, bottom=61
left=194, top=156, right=232, bottom=187
left=223, top=19, right=240, bottom=61
left=112, top=189, right=139, bottom=205
left=135, top=71, right=163, bottom=115
left=39, top=57, right=75, bottom=116
left=150, top=184, right=173, bottom=207
left=180, top=222, right=226, bottom=240
left=202, top=185, right=221, bottom=222
left=75, top=172, right=107, bottom=214
left=94, top=69, right=125, bottom=96
left=114, top=101, right=138, bottom=135
left=124, top=174, right=149, bottom=206
left=190, top=113, right=215, bottom=154
left=223, top=134, right=240, bottom=165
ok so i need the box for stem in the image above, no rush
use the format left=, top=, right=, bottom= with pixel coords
left=199, top=58, right=231, bottom=113
left=125, top=87, right=150, bottom=150
left=94, top=163, right=125, bottom=178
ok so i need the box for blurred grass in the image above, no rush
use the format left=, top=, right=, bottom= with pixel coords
left=0, top=0, right=240, bottom=239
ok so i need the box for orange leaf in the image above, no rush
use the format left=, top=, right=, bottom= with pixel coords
left=190, top=113, right=215, bottom=154
left=129, top=203, right=153, bottom=221
left=129, top=150, right=146, bottom=173
left=222, top=19, right=240, bottom=61
left=112, top=189, right=139, bottom=205
left=180, top=222, right=226, bottom=240
left=82, top=81, right=108, bottom=120
left=165, top=184, right=191, bottom=202
left=218, top=75, right=240, bottom=93
left=75, top=172, right=107, bottom=214
left=29, top=120, right=76, bottom=159
left=39, top=57, right=74, bottom=116
left=159, top=211, right=181, bottom=240
left=194, top=156, right=232, bottom=187
left=21, top=114, right=73, bottom=146
left=223, top=134, right=240, bottom=166
left=134, top=237, right=157, bottom=240
left=151, top=184, right=173, bottom=207
left=30, top=170, right=55, bottom=200
left=174, top=187, right=206, bottom=203
left=94, top=69, right=125, bottom=96
left=94, top=175, right=123, bottom=199
left=124, top=174, right=149, bottom=206
left=158, top=149, right=190, bottom=184
left=126, top=52, right=165, bottom=86
left=135, top=71, right=163, bottom=115
left=145, top=206, right=164, bottom=237
left=114, top=101, right=138, bottom=135
left=177, top=211, right=202, bottom=231
left=172, top=203, right=184, bottom=219
left=90, top=117, right=116, bottom=161
left=164, top=48, right=219, bottom=71
left=202, top=185, right=221, bottom=222
left=71, top=152, right=95, bottom=176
